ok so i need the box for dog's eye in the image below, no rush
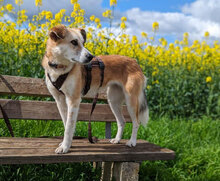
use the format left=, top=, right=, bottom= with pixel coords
left=71, top=39, right=78, bottom=46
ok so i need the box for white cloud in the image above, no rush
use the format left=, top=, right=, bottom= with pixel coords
left=125, top=0, right=220, bottom=42
left=182, top=0, right=220, bottom=23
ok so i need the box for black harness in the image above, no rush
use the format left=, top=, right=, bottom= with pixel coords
left=82, top=57, right=105, bottom=95
left=47, top=57, right=105, bottom=143
left=47, top=72, right=68, bottom=95
left=47, top=57, right=105, bottom=96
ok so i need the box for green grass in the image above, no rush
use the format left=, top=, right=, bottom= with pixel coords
left=0, top=117, right=219, bottom=181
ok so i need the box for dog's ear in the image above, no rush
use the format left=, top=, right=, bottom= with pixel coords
left=80, top=29, right=86, bottom=44
left=49, top=25, right=67, bottom=42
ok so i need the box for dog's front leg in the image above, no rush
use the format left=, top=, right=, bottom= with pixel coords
left=54, top=95, right=68, bottom=147
left=55, top=97, right=80, bottom=154
left=55, top=94, right=67, bottom=127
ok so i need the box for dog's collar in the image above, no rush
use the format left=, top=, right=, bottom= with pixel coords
left=48, top=61, right=67, bottom=69
left=45, top=52, right=67, bottom=69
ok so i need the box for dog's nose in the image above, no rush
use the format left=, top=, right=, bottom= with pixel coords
left=86, top=54, right=94, bottom=61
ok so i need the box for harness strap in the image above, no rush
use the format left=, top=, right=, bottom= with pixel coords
left=47, top=72, right=69, bottom=94
left=83, top=57, right=105, bottom=95
left=83, top=63, right=92, bottom=96
left=0, top=104, right=14, bottom=137
left=87, top=57, right=105, bottom=143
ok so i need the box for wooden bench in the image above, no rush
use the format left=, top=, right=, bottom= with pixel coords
left=0, top=75, right=175, bottom=181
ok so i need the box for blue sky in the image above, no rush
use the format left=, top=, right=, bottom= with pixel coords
left=102, top=0, right=194, bottom=12
left=3, top=0, right=220, bottom=43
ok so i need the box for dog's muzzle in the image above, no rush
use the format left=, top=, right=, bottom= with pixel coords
left=84, top=54, right=94, bottom=63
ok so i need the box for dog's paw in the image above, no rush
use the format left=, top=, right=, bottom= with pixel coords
left=55, top=145, right=69, bottom=154
left=59, top=142, right=63, bottom=147
left=126, top=139, right=136, bottom=147
left=110, top=138, right=120, bottom=144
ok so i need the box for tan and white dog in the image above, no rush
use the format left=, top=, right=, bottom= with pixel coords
left=42, top=25, right=149, bottom=154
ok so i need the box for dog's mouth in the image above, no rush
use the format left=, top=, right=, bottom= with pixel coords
left=71, top=58, right=92, bottom=65
left=71, top=58, right=77, bottom=62
left=71, top=58, right=81, bottom=64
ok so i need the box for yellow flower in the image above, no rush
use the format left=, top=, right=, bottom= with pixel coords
left=79, top=9, right=85, bottom=16
left=94, top=18, right=100, bottom=24
left=71, top=12, right=77, bottom=18
left=141, top=32, right=147, bottom=38
left=18, top=48, right=24, bottom=56
left=35, top=0, right=42, bottom=7
left=204, top=31, right=209, bottom=38
left=206, top=76, right=212, bottom=83
left=15, top=0, right=23, bottom=5
left=121, top=16, right=127, bottom=22
left=169, top=43, right=174, bottom=49
left=152, top=80, right=159, bottom=85
left=5, top=4, right=14, bottom=12
left=147, top=85, right=151, bottom=90
left=74, top=3, right=80, bottom=12
left=183, top=32, right=189, bottom=38
left=152, top=70, right=158, bottom=76
left=120, top=22, right=126, bottom=29
left=45, top=11, right=53, bottom=20
left=70, top=0, right=78, bottom=4
left=90, top=15, right=95, bottom=21
left=175, top=40, right=179, bottom=44
left=103, top=10, right=112, bottom=18
left=131, top=36, right=138, bottom=44
left=97, top=24, right=102, bottom=28
left=152, top=22, right=159, bottom=31
left=110, top=0, right=117, bottom=6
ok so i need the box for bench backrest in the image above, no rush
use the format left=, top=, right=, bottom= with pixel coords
left=0, top=75, right=131, bottom=122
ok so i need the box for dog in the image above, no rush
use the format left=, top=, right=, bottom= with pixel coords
left=42, top=24, right=149, bottom=154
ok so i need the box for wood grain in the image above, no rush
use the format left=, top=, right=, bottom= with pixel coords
left=0, top=99, right=131, bottom=122
left=0, top=75, right=107, bottom=100
left=0, top=138, right=175, bottom=164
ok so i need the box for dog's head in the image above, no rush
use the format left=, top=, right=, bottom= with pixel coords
left=46, top=24, right=93, bottom=64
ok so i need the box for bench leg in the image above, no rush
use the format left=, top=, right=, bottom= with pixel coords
left=112, top=162, right=140, bottom=181
left=93, top=161, right=102, bottom=169
left=100, top=162, right=113, bottom=181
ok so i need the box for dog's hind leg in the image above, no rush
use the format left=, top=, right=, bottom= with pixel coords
left=107, top=84, right=125, bottom=144
left=125, top=94, right=140, bottom=147
left=124, top=76, right=142, bottom=147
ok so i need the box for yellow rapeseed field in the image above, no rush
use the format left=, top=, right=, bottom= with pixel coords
left=0, top=0, right=219, bottom=118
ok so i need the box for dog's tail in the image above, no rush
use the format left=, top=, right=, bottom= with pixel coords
left=138, top=76, right=149, bottom=126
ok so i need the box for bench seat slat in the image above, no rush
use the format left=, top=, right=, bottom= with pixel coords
left=0, top=75, right=107, bottom=100
left=0, top=99, right=131, bottom=122
left=0, top=138, right=175, bottom=164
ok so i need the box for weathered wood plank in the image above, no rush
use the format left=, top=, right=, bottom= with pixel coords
left=0, top=138, right=175, bottom=164
left=0, top=99, right=131, bottom=122
left=0, top=75, right=107, bottom=100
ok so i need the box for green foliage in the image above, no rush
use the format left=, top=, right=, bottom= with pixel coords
left=145, top=65, right=220, bottom=118
left=0, top=117, right=219, bottom=180
left=0, top=163, right=101, bottom=181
